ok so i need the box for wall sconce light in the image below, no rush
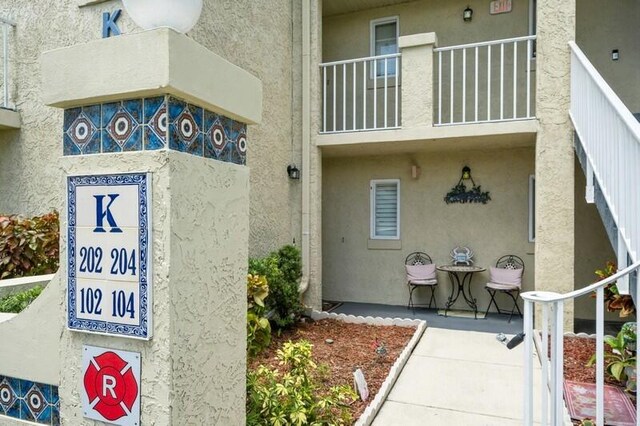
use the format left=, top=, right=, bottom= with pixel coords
left=462, top=166, right=471, bottom=180
left=463, top=6, right=473, bottom=22
left=287, top=164, right=300, bottom=180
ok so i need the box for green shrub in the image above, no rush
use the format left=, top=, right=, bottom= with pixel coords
left=247, top=340, right=357, bottom=426
left=0, top=286, right=44, bottom=313
left=0, top=211, right=60, bottom=279
left=249, top=245, right=303, bottom=330
left=247, top=274, right=271, bottom=358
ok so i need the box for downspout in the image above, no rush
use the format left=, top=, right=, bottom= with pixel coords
left=299, top=0, right=311, bottom=295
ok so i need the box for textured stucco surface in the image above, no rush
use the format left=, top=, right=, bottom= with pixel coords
left=0, top=274, right=62, bottom=385
left=322, top=147, right=536, bottom=311
left=534, top=0, right=575, bottom=328
left=169, top=153, right=249, bottom=425
left=576, top=0, right=640, bottom=113
left=399, top=34, right=435, bottom=128
left=573, top=159, right=618, bottom=321
left=0, top=0, right=298, bottom=262
left=57, top=150, right=248, bottom=424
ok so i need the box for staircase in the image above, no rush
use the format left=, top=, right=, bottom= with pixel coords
left=520, top=42, right=640, bottom=425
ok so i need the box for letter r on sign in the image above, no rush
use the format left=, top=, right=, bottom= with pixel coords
left=102, top=375, right=117, bottom=399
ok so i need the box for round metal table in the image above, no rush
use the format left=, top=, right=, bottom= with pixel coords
left=436, top=264, right=486, bottom=319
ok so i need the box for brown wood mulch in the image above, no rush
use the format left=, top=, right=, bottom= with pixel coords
left=249, top=318, right=417, bottom=421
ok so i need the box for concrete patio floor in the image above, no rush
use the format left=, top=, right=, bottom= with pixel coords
left=372, top=327, right=545, bottom=425
left=332, top=302, right=523, bottom=334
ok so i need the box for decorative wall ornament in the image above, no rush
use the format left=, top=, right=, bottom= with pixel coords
left=444, top=166, right=491, bottom=204
left=451, top=246, right=474, bottom=265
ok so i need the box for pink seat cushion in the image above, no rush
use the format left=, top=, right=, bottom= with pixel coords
left=489, top=266, right=523, bottom=287
left=406, top=264, right=437, bottom=281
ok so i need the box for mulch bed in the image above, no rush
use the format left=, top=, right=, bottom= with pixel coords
left=249, top=318, right=417, bottom=421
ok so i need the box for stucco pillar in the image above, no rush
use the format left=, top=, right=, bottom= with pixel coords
left=41, top=29, right=262, bottom=424
left=399, top=33, right=437, bottom=128
left=535, top=0, right=576, bottom=330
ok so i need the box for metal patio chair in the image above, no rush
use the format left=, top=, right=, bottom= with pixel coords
left=484, top=254, right=525, bottom=322
left=405, top=252, right=438, bottom=313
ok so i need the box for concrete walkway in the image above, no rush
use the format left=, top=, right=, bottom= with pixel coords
left=373, top=327, right=544, bottom=425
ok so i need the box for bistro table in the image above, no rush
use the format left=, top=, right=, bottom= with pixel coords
left=436, top=264, right=486, bottom=319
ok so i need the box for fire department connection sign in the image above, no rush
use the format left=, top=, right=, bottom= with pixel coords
left=82, top=346, right=141, bottom=425
left=67, top=173, right=152, bottom=339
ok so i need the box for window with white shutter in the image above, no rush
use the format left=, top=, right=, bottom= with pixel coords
left=370, top=179, right=400, bottom=239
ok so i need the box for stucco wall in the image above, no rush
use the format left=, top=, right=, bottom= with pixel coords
left=322, top=0, right=531, bottom=61
left=576, top=0, right=640, bottom=113
left=573, top=159, right=619, bottom=322
left=0, top=0, right=298, bottom=259
left=322, top=147, right=535, bottom=310
left=57, top=150, right=248, bottom=425
left=535, top=0, right=575, bottom=329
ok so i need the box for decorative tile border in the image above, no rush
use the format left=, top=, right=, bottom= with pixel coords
left=308, top=310, right=427, bottom=426
left=0, top=376, right=59, bottom=425
left=63, top=96, right=248, bottom=165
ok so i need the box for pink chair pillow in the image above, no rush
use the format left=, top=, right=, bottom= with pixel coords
left=406, top=264, right=437, bottom=281
left=489, top=266, right=523, bottom=286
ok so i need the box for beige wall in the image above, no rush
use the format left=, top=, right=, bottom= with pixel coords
left=577, top=0, right=640, bottom=113
left=322, top=0, right=531, bottom=62
left=322, top=146, right=535, bottom=310
left=0, top=0, right=299, bottom=259
left=573, top=159, right=619, bottom=321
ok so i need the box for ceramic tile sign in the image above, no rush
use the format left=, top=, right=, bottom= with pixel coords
left=490, top=0, right=512, bottom=14
left=82, top=346, right=141, bottom=426
left=67, top=173, right=152, bottom=340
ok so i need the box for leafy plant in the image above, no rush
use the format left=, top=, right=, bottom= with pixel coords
left=592, top=261, right=635, bottom=318
left=622, top=322, right=637, bottom=351
left=249, top=246, right=303, bottom=330
left=0, top=286, right=44, bottom=313
left=579, top=419, right=595, bottom=426
left=0, top=211, right=60, bottom=279
left=587, top=331, right=637, bottom=382
left=247, top=274, right=271, bottom=358
left=247, top=340, right=357, bottom=426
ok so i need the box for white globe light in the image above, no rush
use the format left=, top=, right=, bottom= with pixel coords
left=122, top=0, right=203, bottom=34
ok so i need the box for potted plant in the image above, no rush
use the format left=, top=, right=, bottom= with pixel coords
left=122, top=0, right=203, bottom=34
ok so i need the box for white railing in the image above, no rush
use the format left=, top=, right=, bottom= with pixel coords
left=521, top=262, right=640, bottom=426
left=570, top=41, right=640, bottom=284
left=434, top=35, right=536, bottom=126
left=320, top=53, right=401, bottom=133
left=0, top=17, right=15, bottom=110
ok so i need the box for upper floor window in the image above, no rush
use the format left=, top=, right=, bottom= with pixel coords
left=370, top=17, right=399, bottom=77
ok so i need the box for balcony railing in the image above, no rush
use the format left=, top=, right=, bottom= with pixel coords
left=433, top=35, right=536, bottom=126
left=0, top=17, right=15, bottom=110
left=320, top=53, right=401, bottom=133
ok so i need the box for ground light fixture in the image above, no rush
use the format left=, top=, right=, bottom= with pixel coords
left=122, top=0, right=203, bottom=33
left=463, top=6, right=473, bottom=22
left=287, top=164, right=301, bottom=180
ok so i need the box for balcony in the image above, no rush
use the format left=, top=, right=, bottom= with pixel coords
left=0, top=17, right=19, bottom=130
left=318, top=34, right=537, bottom=156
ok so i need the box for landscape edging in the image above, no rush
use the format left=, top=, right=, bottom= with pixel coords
left=309, top=310, right=427, bottom=426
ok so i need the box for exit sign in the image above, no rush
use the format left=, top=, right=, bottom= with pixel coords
left=490, top=0, right=512, bottom=15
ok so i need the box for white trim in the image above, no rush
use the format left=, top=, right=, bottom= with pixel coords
left=370, top=179, right=400, bottom=240
left=369, top=16, right=399, bottom=78
left=528, top=174, right=535, bottom=243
